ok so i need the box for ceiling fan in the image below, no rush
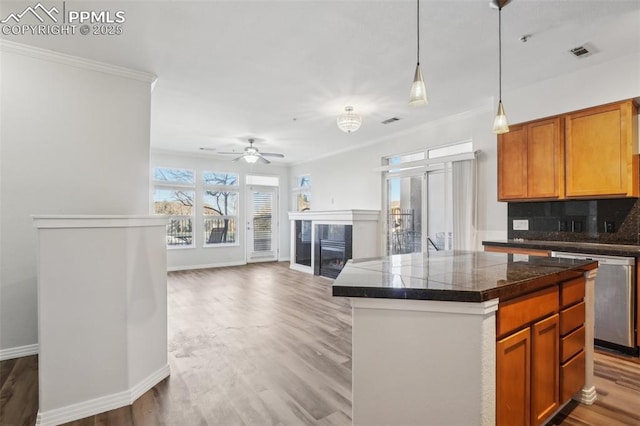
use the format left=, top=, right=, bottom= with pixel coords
left=202, top=138, right=284, bottom=164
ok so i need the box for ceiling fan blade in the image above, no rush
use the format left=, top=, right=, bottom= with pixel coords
left=232, top=156, right=243, bottom=162
left=217, top=151, right=241, bottom=155
left=257, top=155, right=271, bottom=164
left=260, top=152, right=285, bottom=158
left=199, top=147, right=216, bottom=152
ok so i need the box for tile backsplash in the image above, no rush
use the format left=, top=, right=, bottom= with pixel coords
left=508, top=198, right=640, bottom=244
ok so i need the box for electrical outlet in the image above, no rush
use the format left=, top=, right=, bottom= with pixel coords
left=513, top=219, right=529, bottom=231
left=604, top=221, right=615, bottom=233
left=571, top=220, right=582, bottom=233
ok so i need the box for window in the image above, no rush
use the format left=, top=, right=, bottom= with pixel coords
left=153, top=167, right=195, bottom=248
left=292, top=174, right=311, bottom=211
left=383, top=140, right=476, bottom=253
left=427, top=140, right=473, bottom=159
left=203, top=172, right=239, bottom=245
left=246, top=174, right=279, bottom=187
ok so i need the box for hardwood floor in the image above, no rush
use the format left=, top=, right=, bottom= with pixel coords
left=1, top=262, right=639, bottom=425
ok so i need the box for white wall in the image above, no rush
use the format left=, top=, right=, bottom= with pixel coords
left=0, top=47, right=153, bottom=355
left=150, top=151, right=290, bottom=270
left=291, top=52, right=640, bottom=250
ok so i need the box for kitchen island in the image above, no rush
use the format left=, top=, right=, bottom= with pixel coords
left=333, top=251, right=598, bottom=426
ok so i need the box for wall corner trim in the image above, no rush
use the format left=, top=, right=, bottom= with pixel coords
left=35, top=363, right=170, bottom=426
left=0, top=40, right=157, bottom=85
left=0, top=344, right=39, bottom=361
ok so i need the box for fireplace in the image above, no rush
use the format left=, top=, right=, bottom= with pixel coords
left=288, top=210, right=379, bottom=275
left=314, top=224, right=352, bottom=278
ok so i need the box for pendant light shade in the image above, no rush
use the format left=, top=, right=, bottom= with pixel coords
left=409, top=63, right=428, bottom=107
left=493, top=100, right=509, bottom=134
left=337, top=106, right=362, bottom=133
left=492, top=5, right=509, bottom=134
left=409, top=0, right=428, bottom=107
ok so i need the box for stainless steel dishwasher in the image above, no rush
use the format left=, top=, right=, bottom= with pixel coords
left=551, top=251, right=636, bottom=351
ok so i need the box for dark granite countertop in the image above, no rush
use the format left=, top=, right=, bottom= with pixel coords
left=332, top=251, right=597, bottom=303
left=482, top=239, right=640, bottom=257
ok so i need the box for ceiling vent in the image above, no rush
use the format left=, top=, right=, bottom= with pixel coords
left=570, top=45, right=592, bottom=58
left=381, top=117, right=401, bottom=125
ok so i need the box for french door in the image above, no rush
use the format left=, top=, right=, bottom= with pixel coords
left=385, top=165, right=455, bottom=255
left=386, top=173, right=424, bottom=255
left=246, top=186, right=278, bottom=262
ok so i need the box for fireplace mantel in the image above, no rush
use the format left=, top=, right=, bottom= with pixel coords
left=288, top=209, right=380, bottom=223
left=288, top=210, right=381, bottom=276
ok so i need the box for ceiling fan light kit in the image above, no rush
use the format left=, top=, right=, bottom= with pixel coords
left=409, top=0, right=428, bottom=107
left=337, top=106, right=363, bottom=133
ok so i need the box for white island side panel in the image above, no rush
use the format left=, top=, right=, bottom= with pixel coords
left=351, top=298, right=498, bottom=426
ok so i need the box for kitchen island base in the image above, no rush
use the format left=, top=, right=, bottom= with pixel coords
left=351, top=298, right=498, bottom=426
left=335, top=252, right=598, bottom=425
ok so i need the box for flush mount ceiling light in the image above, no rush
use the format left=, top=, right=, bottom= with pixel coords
left=337, top=106, right=362, bottom=133
left=409, top=0, right=428, bottom=107
left=492, top=0, right=510, bottom=134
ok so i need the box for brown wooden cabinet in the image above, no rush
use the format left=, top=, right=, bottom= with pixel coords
left=497, top=99, right=638, bottom=201
left=484, top=245, right=550, bottom=257
left=565, top=100, right=638, bottom=198
left=497, top=327, right=531, bottom=426
left=559, top=278, right=586, bottom=402
left=496, top=277, right=585, bottom=426
left=531, top=314, right=560, bottom=425
left=498, top=117, right=563, bottom=201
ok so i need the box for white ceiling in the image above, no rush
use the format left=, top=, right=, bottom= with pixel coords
left=3, top=0, right=640, bottom=164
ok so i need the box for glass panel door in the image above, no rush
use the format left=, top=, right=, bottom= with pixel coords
left=246, top=187, right=278, bottom=262
left=426, top=165, right=453, bottom=251
left=387, top=175, right=423, bottom=255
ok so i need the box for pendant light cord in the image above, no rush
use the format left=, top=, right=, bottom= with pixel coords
left=416, top=0, right=420, bottom=64
left=498, top=7, right=502, bottom=101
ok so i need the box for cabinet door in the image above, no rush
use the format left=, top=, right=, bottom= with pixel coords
left=531, top=314, right=560, bottom=426
left=565, top=101, right=638, bottom=197
left=498, top=124, right=527, bottom=200
left=528, top=117, right=563, bottom=199
left=497, top=327, right=531, bottom=426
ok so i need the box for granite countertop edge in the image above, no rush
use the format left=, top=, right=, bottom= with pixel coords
left=482, top=239, right=640, bottom=257
left=332, top=262, right=597, bottom=303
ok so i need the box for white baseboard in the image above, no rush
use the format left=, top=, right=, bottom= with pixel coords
left=130, top=363, right=171, bottom=402
left=35, top=363, right=170, bottom=426
left=0, top=344, right=38, bottom=361
left=167, top=260, right=246, bottom=271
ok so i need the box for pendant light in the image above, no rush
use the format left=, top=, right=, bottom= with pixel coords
left=409, top=0, right=428, bottom=107
left=492, top=3, right=509, bottom=134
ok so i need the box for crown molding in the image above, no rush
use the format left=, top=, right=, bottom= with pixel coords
left=0, top=40, right=157, bottom=86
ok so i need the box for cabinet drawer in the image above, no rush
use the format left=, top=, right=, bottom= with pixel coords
left=560, top=277, right=585, bottom=308
left=561, top=325, right=585, bottom=363
left=561, top=350, right=586, bottom=402
left=484, top=245, right=550, bottom=257
left=560, top=301, right=585, bottom=336
left=498, top=286, right=559, bottom=337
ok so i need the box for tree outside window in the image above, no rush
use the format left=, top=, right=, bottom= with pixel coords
left=203, top=172, right=239, bottom=245
left=153, top=168, right=195, bottom=247
left=293, top=174, right=311, bottom=211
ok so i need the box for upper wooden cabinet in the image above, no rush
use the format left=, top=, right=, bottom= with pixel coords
left=565, top=100, right=638, bottom=198
left=497, top=99, right=639, bottom=201
left=498, top=117, right=563, bottom=201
